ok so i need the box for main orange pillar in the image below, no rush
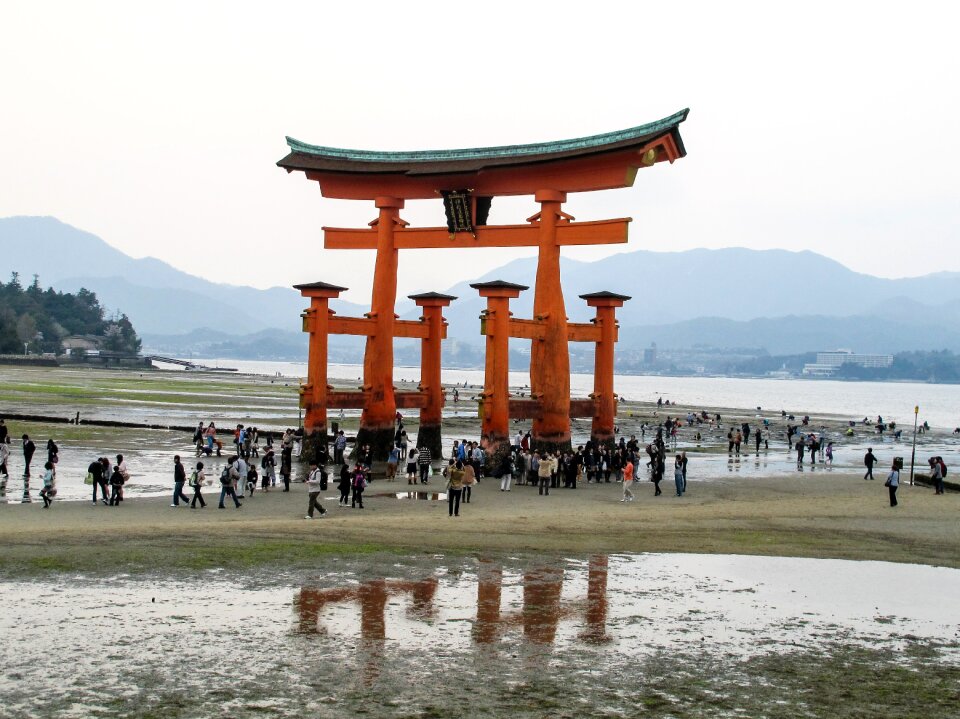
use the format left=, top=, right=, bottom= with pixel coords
left=581, top=291, right=630, bottom=448
left=531, top=190, right=571, bottom=454
left=295, top=281, right=346, bottom=461
left=359, top=196, right=404, bottom=460
left=471, top=280, right=527, bottom=464
left=409, top=292, right=456, bottom=458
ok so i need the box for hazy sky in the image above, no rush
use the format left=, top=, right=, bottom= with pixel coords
left=2, top=1, right=958, bottom=305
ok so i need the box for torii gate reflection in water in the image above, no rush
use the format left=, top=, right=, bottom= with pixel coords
left=293, top=555, right=610, bottom=658
left=279, top=110, right=688, bottom=461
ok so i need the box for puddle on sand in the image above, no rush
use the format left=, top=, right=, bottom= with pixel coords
left=365, top=491, right=448, bottom=501
left=1, top=553, right=958, bottom=718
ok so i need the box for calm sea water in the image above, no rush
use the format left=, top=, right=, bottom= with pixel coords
left=179, top=359, right=960, bottom=429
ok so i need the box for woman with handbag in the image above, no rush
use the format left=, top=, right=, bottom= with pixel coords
left=885, top=461, right=900, bottom=507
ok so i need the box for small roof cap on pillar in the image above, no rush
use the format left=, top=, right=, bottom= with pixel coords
left=408, top=291, right=458, bottom=303
left=580, top=290, right=631, bottom=306
left=469, top=280, right=529, bottom=291
left=293, top=280, right=348, bottom=297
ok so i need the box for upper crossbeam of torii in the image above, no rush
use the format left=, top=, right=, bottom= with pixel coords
left=279, top=109, right=688, bottom=461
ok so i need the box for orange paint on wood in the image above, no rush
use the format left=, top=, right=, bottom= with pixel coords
left=323, top=218, right=630, bottom=250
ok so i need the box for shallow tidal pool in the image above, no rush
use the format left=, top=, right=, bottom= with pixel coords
left=1, top=553, right=958, bottom=718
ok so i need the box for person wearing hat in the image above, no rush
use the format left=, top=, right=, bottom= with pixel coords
left=305, top=460, right=328, bottom=519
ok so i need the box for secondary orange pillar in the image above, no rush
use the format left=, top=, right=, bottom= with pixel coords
left=531, top=190, right=571, bottom=453
left=581, top=291, right=630, bottom=447
left=359, top=196, right=404, bottom=460
left=409, top=292, right=456, bottom=458
left=471, top=280, right=527, bottom=464
left=295, top=281, right=346, bottom=441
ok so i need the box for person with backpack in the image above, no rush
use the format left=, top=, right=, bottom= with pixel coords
left=929, top=457, right=945, bottom=495
left=171, top=455, right=191, bottom=507
left=351, top=464, right=366, bottom=509
left=304, top=461, right=328, bottom=519
left=190, top=462, right=207, bottom=508
left=864, top=448, right=877, bottom=480
left=218, top=457, right=242, bottom=509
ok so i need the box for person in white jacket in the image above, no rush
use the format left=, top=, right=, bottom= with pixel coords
left=305, top=461, right=328, bottom=519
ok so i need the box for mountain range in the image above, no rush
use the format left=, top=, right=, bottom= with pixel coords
left=3, top=215, right=959, bottom=358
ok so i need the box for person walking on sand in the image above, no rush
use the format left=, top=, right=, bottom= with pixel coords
left=304, top=461, right=328, bottom=519
left=825, top=442, right=834, bottom=465
left=445, top=459, right=464, bottom=517
left=108, top=463, right=124, bottom=506
left=462, top=460, right=476, bottom=503
left=674, top=455, right=685, bottom=496
left=39, top=461, right=56, bottom=507
left=218, top=457, right=242, bottom=509
left=537, top=451, right=554, bottom=496
left=864, top=448, right=877, bottom=480
left=351, top=464, right=366, bottom=509
left=234, top=454, right=248, bottom=496
left=338, top=462, right=352, bottom=506
left=22, top=434, right=36, bottom=477
left=386, top=444, right=400, bottom=481
left=928, top=457, right=944, bottom=495
left=795, top=438, right=805, bottom=468
left=190, top=461, right=207, bottom=508
left=171, top=455, right=191, bottom=507
left=0, top=439, right=9, bottom=483
left=621, top=457, right=635, bottom=502
left=115, top=455, right=130, bottom=502
left=406, top=447, right=419, bottom=485
left=261, top=448, right=276, bottom=488
left=885, top=461, right=900, bottom=507
left=417, top=445, right=432, bottom=485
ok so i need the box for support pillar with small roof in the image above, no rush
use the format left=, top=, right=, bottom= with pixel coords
left=581, top=291, right=631, bottom=448
left=409, top=291, right=456, bottom=457
left=471, top=280, right=528, bottom=463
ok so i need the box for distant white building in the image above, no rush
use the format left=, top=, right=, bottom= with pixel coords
left=803, top=350, right=893, bottom=376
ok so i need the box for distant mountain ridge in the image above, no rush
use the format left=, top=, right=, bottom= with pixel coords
left=3, top=215, right=960, bottom=356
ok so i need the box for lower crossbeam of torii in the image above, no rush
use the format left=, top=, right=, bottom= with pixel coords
left=279, top=109, right=689, bottom=463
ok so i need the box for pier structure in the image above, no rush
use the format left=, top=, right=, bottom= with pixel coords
left=279, top=109, right=688, bottom=460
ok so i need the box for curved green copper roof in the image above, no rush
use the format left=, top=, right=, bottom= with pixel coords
left=278, top=109, right=688, bottom=175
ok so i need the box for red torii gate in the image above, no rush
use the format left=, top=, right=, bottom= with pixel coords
left=279, top=109, right=688, bottom=459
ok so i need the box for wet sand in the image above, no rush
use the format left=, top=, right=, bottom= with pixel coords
left=2, top=466, right=957, bottom=572
left=2, top=364, right=957, bottom=573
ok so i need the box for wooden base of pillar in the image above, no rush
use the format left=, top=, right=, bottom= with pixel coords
left=416, top=423, right=443, bottom=459
left=300, top=429, right=330, bottom=466
left=590, top=431, right=616, bottom=449
left=481, top=435, right=512, bottom=475
left=532, top=433, right=572, bottom=456
left=356, top=424, right=396, bottom=463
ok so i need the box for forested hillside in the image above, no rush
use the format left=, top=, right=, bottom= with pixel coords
left=0, top=272, right=140, bottom=354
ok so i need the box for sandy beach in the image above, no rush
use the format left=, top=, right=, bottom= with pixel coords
left=2, top=464, right=957, bottom=574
